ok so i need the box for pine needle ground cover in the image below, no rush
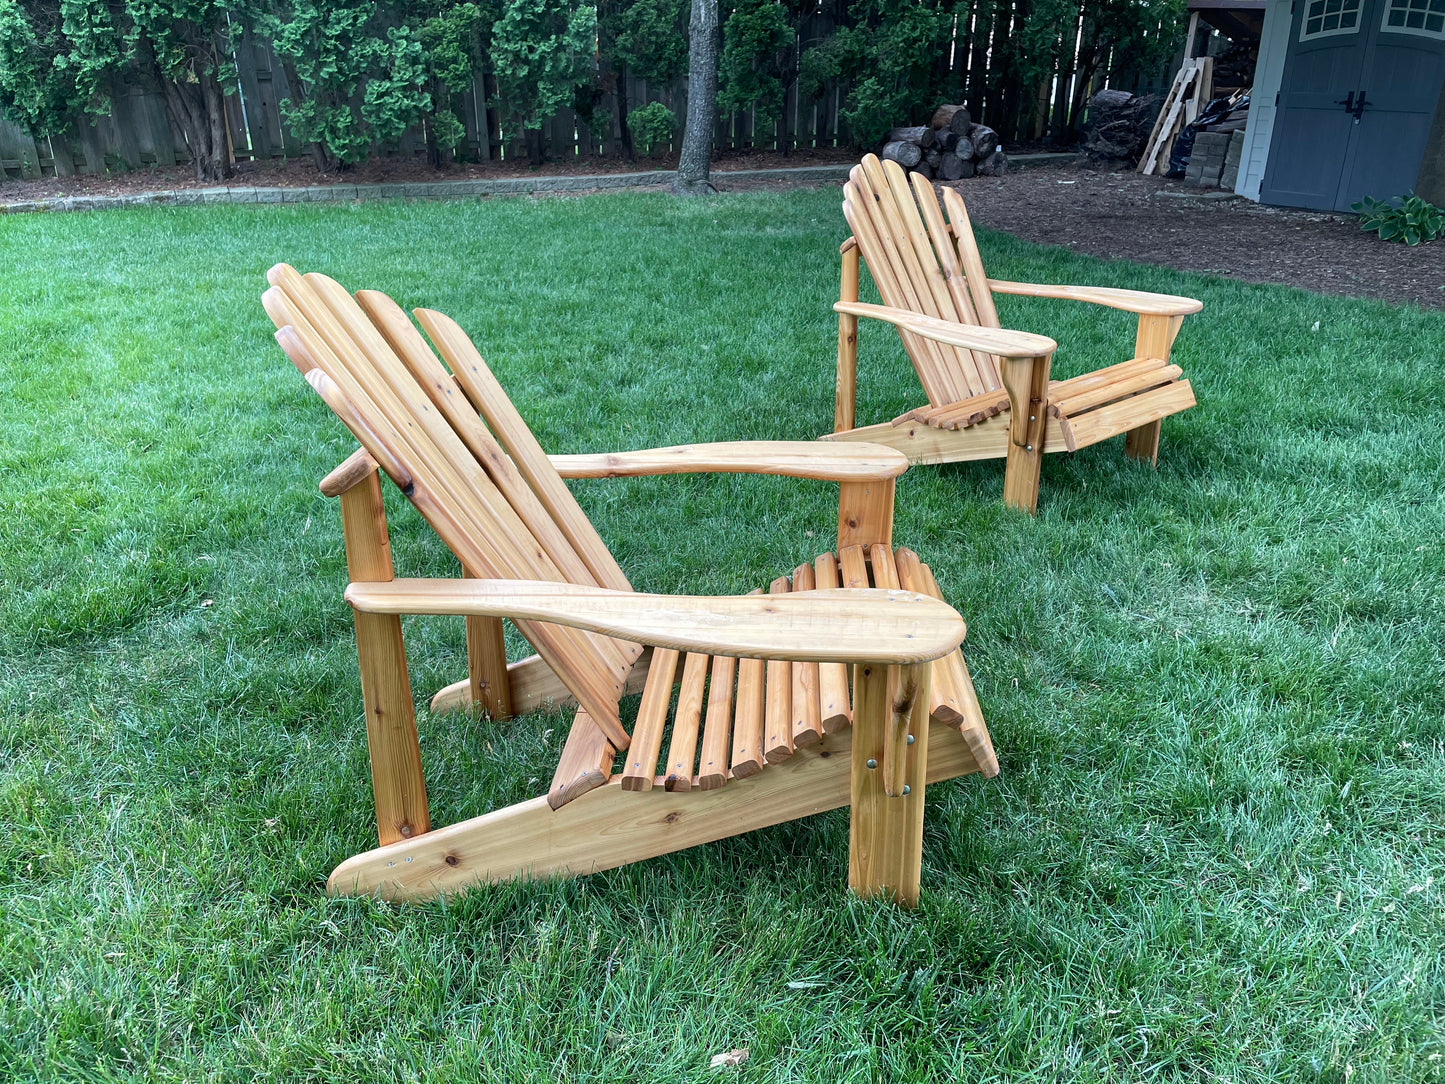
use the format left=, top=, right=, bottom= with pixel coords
left=1, top=192, right=1442, bottom=1082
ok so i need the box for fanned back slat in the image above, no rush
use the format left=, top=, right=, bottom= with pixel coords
left=264, top=264, right=637, bottom=748
left=843, top=155, right=1008, bottom=407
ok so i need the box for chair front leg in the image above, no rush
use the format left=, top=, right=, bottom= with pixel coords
left=999, top=353, right=1052, bottom=514
left=1125, top=314, right=1184, bottom=466
left=338, top=468, right=430, bottom=846
left=463, top=571, right=512, bottom=720
left=849, top=661, right=932, bottom=907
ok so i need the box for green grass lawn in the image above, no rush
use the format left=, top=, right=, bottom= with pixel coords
left=1, top=190, right=1443, bottom=1083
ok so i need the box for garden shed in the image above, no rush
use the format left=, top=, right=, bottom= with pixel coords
left=1237, top=0, right=1445, bottom=209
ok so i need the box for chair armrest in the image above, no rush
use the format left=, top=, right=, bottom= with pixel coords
left=834, top=301, right=1056, bottom=358
left=345, top=579, right=965, bottom=664
left=548, top=440, right=909, bottom=482
left=987, top=280, right=1203, bottom=316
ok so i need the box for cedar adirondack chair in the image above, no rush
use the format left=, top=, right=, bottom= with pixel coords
left=262, top=264, right=999, bottom=906
left=823, top=155, right=1204, bottom=513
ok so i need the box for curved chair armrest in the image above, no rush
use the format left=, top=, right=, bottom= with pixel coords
left=834, top=300, right=1057, bottom=358
left=987, top=280, right=1203, bottom=316
left=548, top=440, right=908, bottom=482
left=346, top=579, right=965, bottom=665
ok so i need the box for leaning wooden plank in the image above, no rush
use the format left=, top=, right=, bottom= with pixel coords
left=1137, top=60, right=1190, bottom=173
left=666, top=653, right=710, bottom=791
left=698, top=654, right=737, bottom=791
left=812, top=553, right=852, bottom=732
left=790, top=563, right=824, bottom=748
left=548, top=709, right=616, bottom=809
left=918, top=391, right=1012, bottom=431
left=868, top=544, right=901, bottom=590
left=763, top=576, right=794, bottom=763
left=622, top=648, right=679, bottom=791
left=348, top=579, right=967, bottom=666
left=328, top=718, right=986, bottom=901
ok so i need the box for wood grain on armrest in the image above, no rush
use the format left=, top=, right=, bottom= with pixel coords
left=987, top=280, right=1203, bottom=316
left=346, top=579, right=965, bottom=664
left=834, top=300, right=1057, bottom=358
left=549, top=440, right=909, bottom=481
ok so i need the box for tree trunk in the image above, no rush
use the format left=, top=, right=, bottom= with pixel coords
left=615, top=64, right=635, bottom=162
left=157, top=62, right=230, bottom=183
left=674, top=0, right=719, bottom=195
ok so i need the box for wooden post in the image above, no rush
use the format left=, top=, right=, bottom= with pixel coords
left=1000, top=353, right=1052, bottom=513
left=849, top=661, right=931, bottom=906
left=838, top=478, right=895, bottom=551
left=1125, top=314, right=1182, bottom=466
left=464, top=605, right=512, bottom=720
left=835, top=241, right=860, bottom=433
left=338, top=470, right=430, bottom=846
left=449, top=506, right=510, bottom=725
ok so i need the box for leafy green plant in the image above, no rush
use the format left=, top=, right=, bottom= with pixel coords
left=626, top=100, right=675, bottom=156
left=491, top=0, right=595, bottom=164
left=1352, top=193, right=1445, bottom=245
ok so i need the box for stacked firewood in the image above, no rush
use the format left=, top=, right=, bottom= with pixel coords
left=880, top=105, right=1007, bottom=181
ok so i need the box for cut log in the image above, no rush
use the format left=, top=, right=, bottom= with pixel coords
left=932, top=105, right=972, bottom=136
left=881, top=140, right=923, bottom=169
left=968, top=124, right=999, bottom=158
left=953, top=136, right=975, bottom=161
left=886, top=126, right=933, bottom=148
left=909, top=161, right=935, bottom=180
left=976, top=149, right=1007, bottom=177
left=925, top=149, right=942, bottom=168
left=956, top=158, right=976, bottom=179
left=935, top=131, right=958, bottom=152
left=939, top=153, right=966, bottom=181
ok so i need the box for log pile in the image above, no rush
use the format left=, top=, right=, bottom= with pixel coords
left=1081, top=89, right=1159, bottom=164
left=879, top=105, right=1007, bottom=181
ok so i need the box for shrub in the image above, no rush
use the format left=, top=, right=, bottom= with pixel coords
left=1352, top=193, right=1445, bottom=246
left=627, top=101, right=676, bottom=156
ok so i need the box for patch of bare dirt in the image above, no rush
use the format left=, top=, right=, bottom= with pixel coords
left=951, top=163, right=1445, bottom=310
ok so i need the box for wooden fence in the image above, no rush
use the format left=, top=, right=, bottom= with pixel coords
left=2, top=10, right=1177, bottom=181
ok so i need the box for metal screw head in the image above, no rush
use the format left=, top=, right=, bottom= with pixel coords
left=1029, top=414, right=1036, bottom=421
left=866, top=758, right=877, bottom=770
left=907, top=734, right=915, bottom=745
left=901, top=785, right=911, bottom=795
left=1026, top=444, right=1034, bottom=452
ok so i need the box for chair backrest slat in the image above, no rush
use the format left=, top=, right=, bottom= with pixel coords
left=355, top=289, right=603, bottom=592
left=940, top=187, right=1001, bottom=330
left=265, top=265, right=639, bottom=738
left=415, top=307, right=633, bottom=595
left=843, top=155, right=1008, bottom=407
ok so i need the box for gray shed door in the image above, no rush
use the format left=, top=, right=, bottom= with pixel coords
left=1261, top=0, right=1445, bottom=211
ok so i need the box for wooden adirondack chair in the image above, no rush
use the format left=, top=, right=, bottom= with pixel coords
left=262, top=264, right=999, bottom=906
left=824, top=154, right=1204, bottom=512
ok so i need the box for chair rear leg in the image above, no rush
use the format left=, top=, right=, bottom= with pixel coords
left=1125, top=314, right=1183, bottom=466
left=465, top=607, right=512, bottom=721
left=849, top=661, right=931, bottom=906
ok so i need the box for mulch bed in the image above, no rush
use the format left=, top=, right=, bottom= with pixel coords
left=951, top=164, right=1445, bottom=310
